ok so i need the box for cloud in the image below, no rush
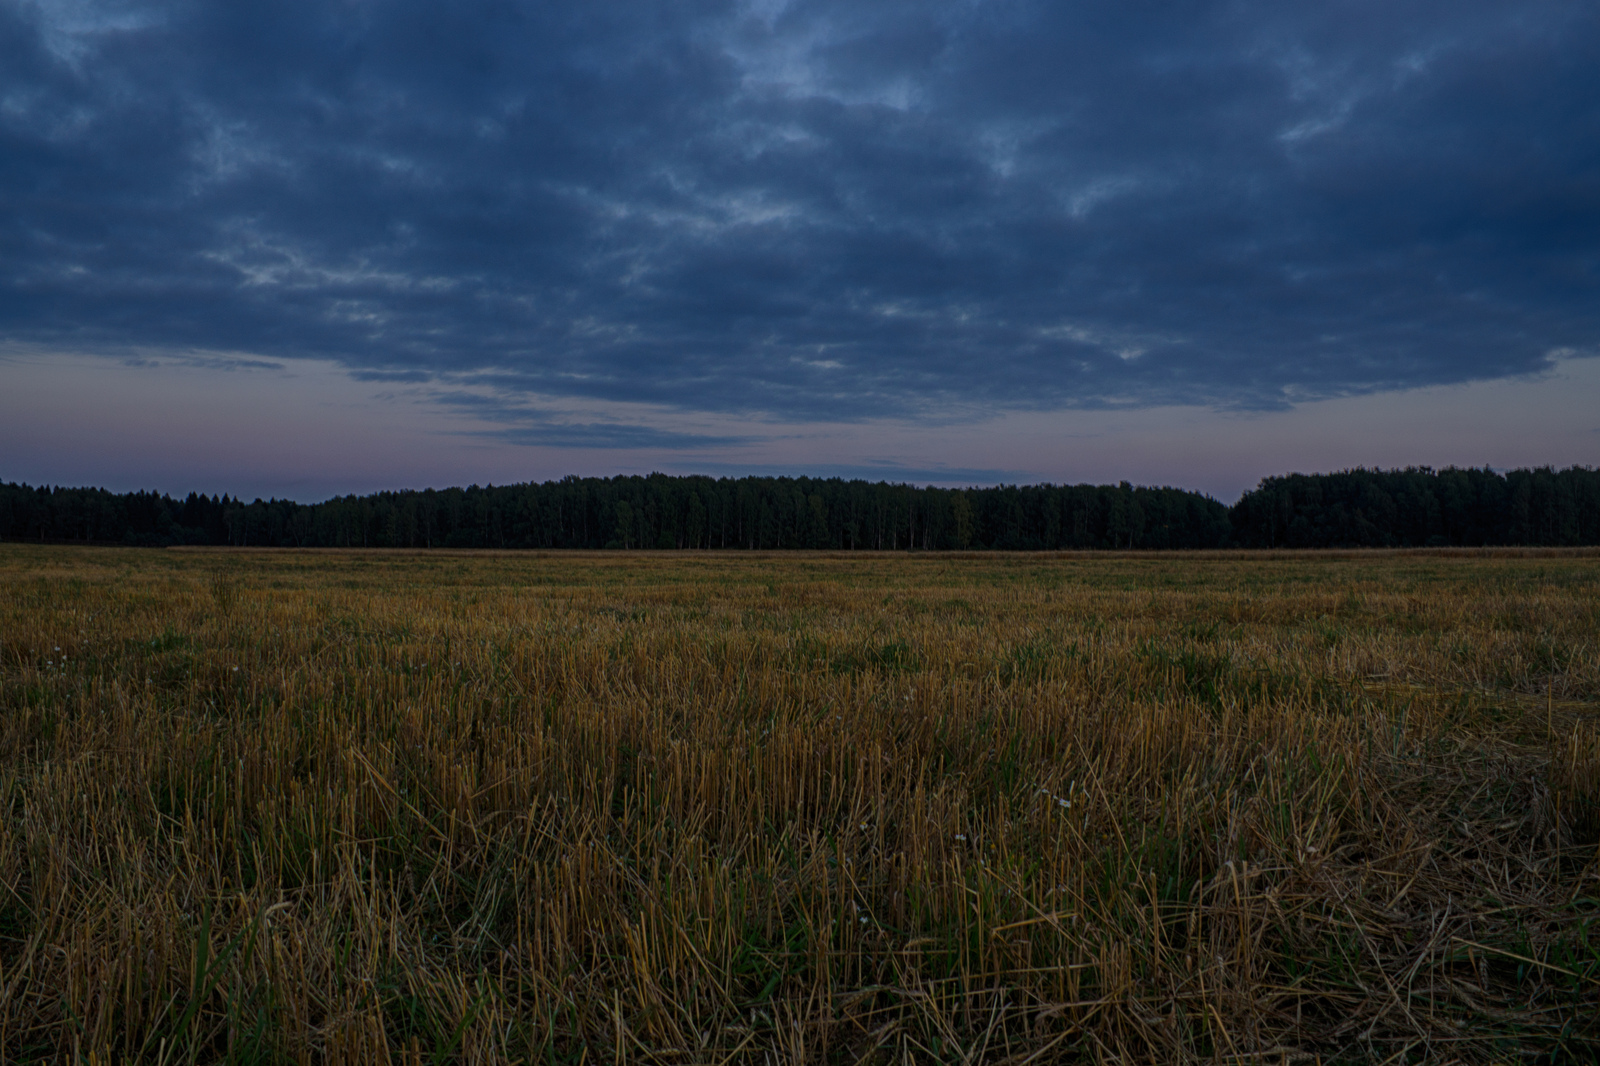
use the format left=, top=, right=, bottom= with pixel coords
left=674, top=461, right=1032, bottom=486
left=478, top=422, right=756, bottom=450
left=425, top=386, right=759, bottom=450
left=0, top=0, right=1596, bottom=422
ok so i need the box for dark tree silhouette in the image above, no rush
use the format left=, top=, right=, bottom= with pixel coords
left=5, top=466, right=1594, bottom=550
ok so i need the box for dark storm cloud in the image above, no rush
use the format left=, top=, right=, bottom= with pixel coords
left=2, top=0, right=1596, bottom=423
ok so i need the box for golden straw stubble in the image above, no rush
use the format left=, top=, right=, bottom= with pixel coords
left=0, top=544, right=1596, bottom=1062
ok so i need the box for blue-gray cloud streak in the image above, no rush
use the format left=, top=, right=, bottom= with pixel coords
left=1, top=0, right=1596, bottom=424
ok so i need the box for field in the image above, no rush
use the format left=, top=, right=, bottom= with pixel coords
left=1, top=545, right=1598, bottom=1064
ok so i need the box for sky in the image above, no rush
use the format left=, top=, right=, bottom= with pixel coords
left=1, top=0, right=1597, bottom=503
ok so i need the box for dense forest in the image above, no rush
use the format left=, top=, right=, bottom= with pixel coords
left=1228, top=466, right=1600, bottom=548
left=1, top=466, right=1596, bottom=550
left=0, top=475, right=1225, bottom=550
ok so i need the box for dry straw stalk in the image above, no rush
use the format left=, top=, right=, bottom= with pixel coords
left=0, top=546, right=1597, bottom=1062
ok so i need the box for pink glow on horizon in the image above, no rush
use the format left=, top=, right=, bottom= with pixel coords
left=3, top=348, right=1597, bottom=504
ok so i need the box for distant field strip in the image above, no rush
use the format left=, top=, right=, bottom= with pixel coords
left=1, top=547, right=1598, bottom=1063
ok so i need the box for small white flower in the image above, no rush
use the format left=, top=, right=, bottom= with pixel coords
left=955, top=833, right=967, bottom=841
left=859, top=822, right=869, bottom=830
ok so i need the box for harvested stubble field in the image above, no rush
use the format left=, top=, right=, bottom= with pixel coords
left=2, top=546, right=1599, bottom=1065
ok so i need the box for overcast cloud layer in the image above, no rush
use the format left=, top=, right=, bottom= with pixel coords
left=3, top=0, right=1598, bottom=435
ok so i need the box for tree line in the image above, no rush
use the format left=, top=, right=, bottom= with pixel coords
left=1, top=466, right=1595, bottom=551
left=0, top=475, right=1227, bottom=550
left=1228, top=466, right=1600, bottom=548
